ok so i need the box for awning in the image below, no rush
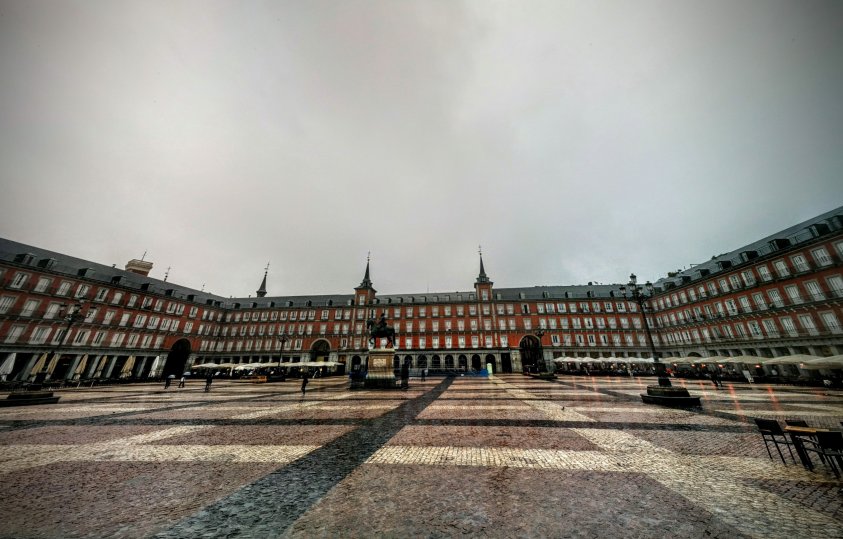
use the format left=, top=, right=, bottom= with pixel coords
left=799, top=356, right=843, bottom=370
left=761, top=355, right=820, bottom=366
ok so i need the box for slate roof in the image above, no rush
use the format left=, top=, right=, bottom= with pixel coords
left=652, top=205, right=843, bottom=290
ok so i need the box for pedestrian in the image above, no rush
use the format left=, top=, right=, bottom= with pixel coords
left=710, top=371, right=723, bottom=389
left=164, top=376, right=172, bottom=389
left=178, top=374, right=186, bottom=388
left=301, top=370, right=309, bottom=396
left=421, top=367, right=427, bottom=381
left=401, top=361, right=410, bottom=390
left=205, top=373, right=213, bottom=392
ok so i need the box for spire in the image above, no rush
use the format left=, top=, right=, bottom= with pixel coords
left=476, top=246, right=491, bottom=284
left=358, top=252, right=373, bottom=289
left=256, top=262, right=269, bottom=297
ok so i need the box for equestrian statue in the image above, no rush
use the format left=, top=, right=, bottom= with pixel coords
left=366, top=311, right=397, bottom=348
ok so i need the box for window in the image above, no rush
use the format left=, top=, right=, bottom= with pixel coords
left=752, top=293, right=767, bottom=310
left=762, top=319, right=778, bottom=337
left=738, top=296, right=751, bottom=312
left=471, top=336, right=479, bottom=348
left=57, top=281, right=72, bottom=296
left=741, top=271, right=756, bottom=286
left=9, top=272, right=29, bottom=289
left=780, top=316, right=797, bottom=336
left=729, top=275, right=741, bottom=290
left=784, top=285, right=802, bottom=304
left=811, top=247, right=832, bottom=267
left=798, top=314, right=818, bottom=335
left=827, top=275, right=843, bottom=297
left=718, top=279, right=730, bottom=293
left=5, top=325, right=25, bottom=343
left=30, top=327, right=50, bottom=345
left=42, top=302, right=60, bottom=319
left=34, top=277, right=51, bottom=293
left=73, top=330, right=89, bottom=345
left=773, top=260, right=790, bottom=278
left=767, top=289, right=783, bottom=307
left=805, top=281, right=824, bottom=301
left=747, top=321, right=763, bottom=338
left=75, top=284, right=90, bottom=298
left=21, top=299, right=39, bottom=316
left=757, top=265, right=772, bottom=281
left=790, top=254, right=810, bottom=273
left=95, top=287, right=109, bottom=302
left=127, top=295, right=138, bottom=308
left=133, top=314, right=147, bottom=328
left=111, top=291, right=123, bottom=305
left=820, top=312, right=841, bottom=334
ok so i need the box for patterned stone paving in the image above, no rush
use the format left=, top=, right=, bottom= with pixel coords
left=0, top=374, right=840, bottom=538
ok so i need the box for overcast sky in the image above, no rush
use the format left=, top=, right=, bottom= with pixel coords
left=1, top=1, right=841, bottom=298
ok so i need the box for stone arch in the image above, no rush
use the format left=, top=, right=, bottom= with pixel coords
left=163, top=339, right=191, bottom=378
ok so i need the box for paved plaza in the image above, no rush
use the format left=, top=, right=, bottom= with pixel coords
left=0, top=374, right=841, bottom=538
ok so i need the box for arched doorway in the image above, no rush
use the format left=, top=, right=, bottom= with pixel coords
left=458, top=355, right=468, bottom=371
left=417, top=355, right=428, bottom=369
left=485, top=354, right=496, bottom=373
left=471, top=354, right=482, bottom=371
left=163, top=339, right=191, bottom=378
left=310, top=340, right=330, bottom=362
left=351, top=355, right=362, bottom=371
left=432, top=355, right=441, bottom=370
left=445, top=355, right=454, bottom=369
left=519, top=336, right=542, bottom=373
left=393, top=355, right=401, bottom=370
left=501, top=353, right=512, bottom=373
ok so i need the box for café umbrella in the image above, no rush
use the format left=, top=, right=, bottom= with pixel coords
left=0, top=353, right=15, bottom=380
left=73, top=354, right=89, bottom=379
left=119, top=356, right=136, bottom=378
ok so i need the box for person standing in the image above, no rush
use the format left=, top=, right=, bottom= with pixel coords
left=178, top=374, right=186, bottom=388
left=421, top=367, right=427, bottom=382
left=301, top=370, right=309, bottom=396
left=205, top=373, right=213, bottom=392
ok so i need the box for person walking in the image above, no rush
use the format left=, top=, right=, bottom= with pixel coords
left=301, top=370, right=309, bottom=396
left=400, top=360, right=410, bottom=390
left=178, top=374, right=186, bottom=388
left=421, top=367, right=427, bottom=382
left=204, top=373, right=213, bottom=392
left=164, top=374, right=174, bottom=389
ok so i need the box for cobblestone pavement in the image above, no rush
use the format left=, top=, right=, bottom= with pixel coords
left=0, top=375, right=841, bottom=538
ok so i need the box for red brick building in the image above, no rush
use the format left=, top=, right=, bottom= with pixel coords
left=1, top=207, right=841, bottom=382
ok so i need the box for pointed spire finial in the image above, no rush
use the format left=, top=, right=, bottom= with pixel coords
left=476, top=246, right=491, bottom=285
left=358, top=252, right=373, bottom=289
left=256, top=262, right=269, bottom=297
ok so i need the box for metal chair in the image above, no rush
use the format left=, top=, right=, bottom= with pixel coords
left=801, top=431, right=843, bottom=478
left=754, top=418, right=796, bottom=464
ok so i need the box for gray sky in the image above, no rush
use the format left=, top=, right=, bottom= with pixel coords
left=1, top=1, right=842, bottom=298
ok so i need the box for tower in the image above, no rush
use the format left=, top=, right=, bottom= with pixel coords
left=474, top=247, right=494, bottom=301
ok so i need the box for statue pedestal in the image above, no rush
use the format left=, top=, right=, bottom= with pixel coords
left=365, top=348, right=397, bottom=389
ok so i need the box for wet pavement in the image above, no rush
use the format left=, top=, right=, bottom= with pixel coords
left=0, top=374, right=841, bottom=538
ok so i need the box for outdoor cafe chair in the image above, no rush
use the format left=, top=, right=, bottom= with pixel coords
left=754, top=418, right=796, bottom=464
left=801, top=431, right=843, bottom=478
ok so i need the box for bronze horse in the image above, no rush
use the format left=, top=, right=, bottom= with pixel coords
left=366, top=317, right=397, bottom=348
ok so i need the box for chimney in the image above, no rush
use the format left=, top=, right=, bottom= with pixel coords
left=125, top=259, right=153, bottom=276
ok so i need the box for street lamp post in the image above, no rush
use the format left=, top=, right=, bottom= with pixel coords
left=534, top=328, right=547, bottom=373
left=620, top=274, right=670, bottom=387
left=40, top=301, right=86, bottom=383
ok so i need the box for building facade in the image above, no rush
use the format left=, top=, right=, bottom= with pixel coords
left=1, top=207, right=842, bottom=382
